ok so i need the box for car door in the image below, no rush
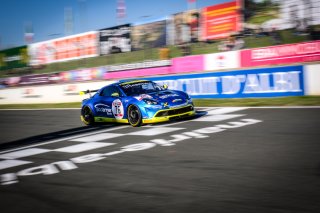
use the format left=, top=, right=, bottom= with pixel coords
left=95, top=86, right=123, bottom=119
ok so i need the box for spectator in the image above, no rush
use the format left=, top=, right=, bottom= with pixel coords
left=218, top=36, right=244, bottom=51
left=269, top=27, right=282, bottom=45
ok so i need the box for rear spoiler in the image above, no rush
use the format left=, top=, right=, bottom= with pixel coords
left=79, top=89, right=99, bottom=97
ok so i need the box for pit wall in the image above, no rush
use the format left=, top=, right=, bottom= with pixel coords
left=0, top=64, right=319, bottom=104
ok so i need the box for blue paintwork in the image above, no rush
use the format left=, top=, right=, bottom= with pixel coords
left=81, top=80, right=193, bottom=121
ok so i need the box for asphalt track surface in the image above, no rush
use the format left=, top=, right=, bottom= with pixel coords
left=0, top=107, right=320, bottom=213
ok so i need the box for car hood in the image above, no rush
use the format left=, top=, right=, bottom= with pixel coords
left=134, top=90, right=189, bottom=107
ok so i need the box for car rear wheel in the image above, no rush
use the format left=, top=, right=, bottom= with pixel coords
left=127, top=105, right=142, bottom=127
left=81, top=106, right=95, bottom=126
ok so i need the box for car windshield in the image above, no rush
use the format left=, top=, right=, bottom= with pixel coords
left=120, top=81, right=163, bottom=96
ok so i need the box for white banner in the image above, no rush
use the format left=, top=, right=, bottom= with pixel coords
left=205, top=51, right=240, bottom=71
left=0, top=81, right=114, bottom=104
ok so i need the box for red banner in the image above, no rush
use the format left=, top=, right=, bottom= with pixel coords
left=28, top=31, right=99, bottom=66
left=241, top=40, right=320, bottom=67
left=201, top=0, right=241, bottom=40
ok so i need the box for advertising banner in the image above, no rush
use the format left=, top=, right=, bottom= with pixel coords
left=105, top=60, right=170, bottom=72
left=171, top=55, right=204, bottom=73
left=60, top=67, right=106, bottom=82
left=205, top=51, right=240, bottom=71
left=147, top=65, right=304, bottom=98
left=28, top=31, right=99, bottom=66
left=99, top=24, right=131, bottom=55
left=241, top=40, right=320, bottom=67
left=3, top=73, right=61, bottom=87
left=19, top=73, right=61, bottom=86
left=104, top=66, right=171, bottom=80
left=131, top=20, right=167, bottom=51
left=304, top=64, right=320, bottom=95
left=168, top=9, right=200, bottom=45
left=0, top=46, right=28, bottom=71
left=280, top=0, right=320, bottom=30
left=201, top=0, right=241, bottom=40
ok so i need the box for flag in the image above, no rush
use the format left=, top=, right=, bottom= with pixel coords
left=24, top=22, right=34, bottom=44
left=117, top=0, right=126, bottom=19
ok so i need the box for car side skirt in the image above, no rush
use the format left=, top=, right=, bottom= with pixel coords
left=142, top=110, right=196, bottom=124
left=94, top=117, right=129, bottom=124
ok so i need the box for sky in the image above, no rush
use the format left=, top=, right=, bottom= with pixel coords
left=0, top=0, right=229, bottom=50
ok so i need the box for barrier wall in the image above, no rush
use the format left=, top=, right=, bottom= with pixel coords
left=241, top=40, right=320, bottom=67
left=1, top=64, right=319, bottom=105
left=0, top=81, right=114, bottom=104
left=304, top=64, right=320, bottom=96
left=150, top=65, right=305, bottom=98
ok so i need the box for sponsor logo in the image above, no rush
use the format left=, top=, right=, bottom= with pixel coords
left=216, top=55, right=226, bottom=67
left=106, top=60, right=171, bottom=72
left=112, top=99, right=124, bottom=119
left=252, top=41, right=320, bottom=60
left=3, top=55, right=21, bottom=62
left=172, top=99, right=183, bottom=103
left=22, top=88, right=42, bottom=98
left=64, top=85, right=79, bottom=96
left=94, top=104, right=112, bottom=115
left=159, top=94, right=179, bottom=99
left=134, top=94, right=153, bottom=101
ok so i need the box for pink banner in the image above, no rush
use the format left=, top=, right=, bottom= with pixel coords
left=104, top=66, right=171, bottom=80
left=171, top=55, right=204, bottom=73
left=103, top=55, right=204, bottom=80
left=241, top=40, right=320, bottom=67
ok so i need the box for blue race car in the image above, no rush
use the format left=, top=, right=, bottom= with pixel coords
left=80, top=80, right=195, bottom=127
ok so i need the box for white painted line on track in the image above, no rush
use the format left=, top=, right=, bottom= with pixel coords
left=72, top=133, right=123, bottom=142
left=54, top=142, right=115, bottom=153
left=194, top=114, right=245, bottom=122
left=152, top=120, right=193, bottom=127
left=0, top=148, right=51, bottom=159
left=128, top=127, right=184, bottom=136
left=0, top=160, right=32, bottom=170
left=206, top=107, right=248, bottom=115
left=0, top=125, right=129, bottom=155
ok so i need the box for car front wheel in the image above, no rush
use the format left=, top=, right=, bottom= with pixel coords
left=127, top=105, right=142, bottom=127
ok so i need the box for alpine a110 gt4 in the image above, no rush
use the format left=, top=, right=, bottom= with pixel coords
left=80, top=80, right=195, bottom=127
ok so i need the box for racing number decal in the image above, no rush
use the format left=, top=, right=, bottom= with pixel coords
left=112, top=99, right=124, bottom=119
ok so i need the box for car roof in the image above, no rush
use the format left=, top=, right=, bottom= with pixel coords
left=118, top=79, right=150, bottom=86
left=100, top=79, right=151, bottom=90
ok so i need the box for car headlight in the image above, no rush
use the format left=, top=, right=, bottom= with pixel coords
left=143, top=99, right=158, bottom=105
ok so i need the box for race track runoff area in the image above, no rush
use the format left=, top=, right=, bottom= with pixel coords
left=0, top=107, right=319, bottom=213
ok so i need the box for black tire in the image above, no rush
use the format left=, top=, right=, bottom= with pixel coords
left=81, top=106, right=95, bottom=126
left=127, top=105, right=142, bottom=127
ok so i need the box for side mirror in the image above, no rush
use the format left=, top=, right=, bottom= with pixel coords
left=162, top=84, right=168, bottom=90
left=111, top=92, right=120, bottom=97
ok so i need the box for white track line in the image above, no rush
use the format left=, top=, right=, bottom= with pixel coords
left=0, top=125, right=129, bottom=155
